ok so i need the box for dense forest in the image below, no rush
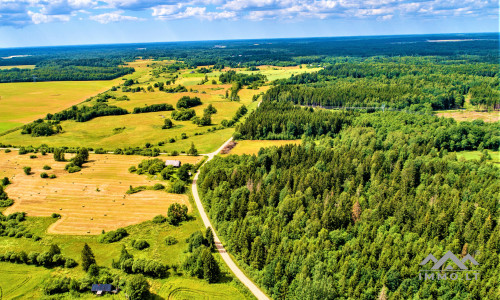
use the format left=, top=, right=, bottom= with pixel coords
left=238, top=102, right=499, bottom=151
left=0, top=58, right=134, bottom=82
left=198, top=137, right=499, bottom=299
left=264, top=57, right=499, bottom=110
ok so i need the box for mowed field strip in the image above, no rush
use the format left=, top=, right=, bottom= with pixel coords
left=0, top=80, right=121, bottom=133
left=226, top=140, right=302, bottom=155
left=1, top=151, right=202, bottom=235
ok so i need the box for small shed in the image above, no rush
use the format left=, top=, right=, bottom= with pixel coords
left=165, top=160, right=181, bottom=168
left=91, top=284, right=114, bottom=295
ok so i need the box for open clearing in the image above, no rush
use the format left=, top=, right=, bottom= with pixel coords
left=436, top=110, right=499, bottom=123
left=455, top=150, right=500, bottom=165
left=226, top=140, right=302, bottom=155
left=0, top=80, right=121, bottom=133
left=1, top=151, right=202, bottom=235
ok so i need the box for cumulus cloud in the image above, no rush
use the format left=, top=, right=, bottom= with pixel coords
left=90, top=10, right=144, bottom=23
left=0, top=0, right=497, bottom=27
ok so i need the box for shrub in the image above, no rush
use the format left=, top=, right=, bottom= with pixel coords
left=167, top=203, right=188, bottom=226
left=132, top=240, right=150, bottom=250
left=165, top=236, right=178, bottom=245
left=99, top=228, right=128, bottom=243
left=152, top=215, right=167, bottom=223
left=23, top=166, right=31, bottom=175
left=64, top=258, right=78, bottom=268
left=30, top=155, right=37, bottom=159
left=43, top=165, right=51, bottom=170
left=50, top=174, right=57, bottom=179
left=152, top=183, right=165, bottom=190
left=40, top=172, right=49, bottom=178
left=1, top=177, right=10, bottom=185
left=128, top=166, right=137, bottom=173
left=169, top=180, right=185, bottom=194
left=51, top=213, right=61, bottom=218
left=4, top=149, right=11, bottom=153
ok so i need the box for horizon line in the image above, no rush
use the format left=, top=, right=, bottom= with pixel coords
left=0, top=31, right=497, bottom=50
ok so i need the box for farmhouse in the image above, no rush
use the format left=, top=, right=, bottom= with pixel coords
left=91, top=284, right=117, bottom=295
left=165, top=160, right=181, bottom=168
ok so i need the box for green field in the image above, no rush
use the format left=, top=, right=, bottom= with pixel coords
left=0, top=64, right=262, bottom=153
left=455, top=150, right=500, bottom=164
left=0, top=80, right=121, bottom=133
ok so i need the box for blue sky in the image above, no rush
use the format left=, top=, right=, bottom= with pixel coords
left=0, top=0, right=498, bottom=48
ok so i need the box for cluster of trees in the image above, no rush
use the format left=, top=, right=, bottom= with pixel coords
left=182, top=228, right=221, bottom=283
left=266, top=57, right=499, bottom=110
left=112, top=246, right=168, bottom=278
left=236, top=102, right=353, bottom=139
left=0, top=212, right=40, bottom=240
left=98, top=228, right=128, bottom=243
left=172, top=108, right=196, bottom=121
left=198, top=137, right=499, bottom=299
left=114, top=146, right=161, bottom=157
left=164, top=85, right=188, bottom=93
left=21, top=119, right=62, bottom=137
left=0, top=178, right=13, bottom=207
left=219, top=70, right=267, bottom=86
left=48, top=103, right=128, bottom=122
left=64, top=147, right=89, bottom=173
left=0, top=244, right=77, bottom=269
left=177, top=96, right=202, bottom=109
left=132, top=103, right=174, bottom=114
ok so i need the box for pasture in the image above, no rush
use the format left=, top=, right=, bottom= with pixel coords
left=1, top=151, right=202, bottom=235
left=0, top=80, right=120, bottom=133
left=226, top=140, right=302, bottom=156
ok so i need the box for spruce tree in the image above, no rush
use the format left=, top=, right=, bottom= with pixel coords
left=81, top=243, right=96, bottom=271
left=205, top=227, right=215, bottom=252
left=202, top=248, right=220, bottom=283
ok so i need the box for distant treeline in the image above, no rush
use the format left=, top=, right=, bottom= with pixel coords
left=265, top=57, right=499, bottom=109
left=0, top=66, right=134, bottom=82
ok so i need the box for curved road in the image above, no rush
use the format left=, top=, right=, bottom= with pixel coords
left=192, top=137, right=270, bottom=300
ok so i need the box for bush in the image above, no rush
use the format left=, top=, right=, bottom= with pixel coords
left=169, top=180, right=185, bottom=194
left=65, top=163, right=81, bottom=173
left=43, top=277, right=71, bottom=295
left=128, top=166, right=137, bottom=173
left=126, top=274, right=150, bottom=300
left=152, top=215, right=167, bottom=224
left=152, top=183, right=165, bottom=190
left=50, top=174, right=57, bottom=179
left=132, top=240, right=150, bottom=250
left=4, top=149, right=11, bottom=153
left=99, top=228, right=128, bottom=243
left=64, top=258, right=78, bottom=268
left=51, top=213, right=61, bottom=218
left=168, top=203, right=188, bottom=226
left=1, top=177, right=10, bottom=185
left=43, top=165, right=51, bottom=170
left=165, top=236, right=178, bottom=245
left=23, top=166, right=31, bottom=175
left=176, top=96, right=202, bottom=109
left=40, top=172, right=49, bottom=178
left=30, top=154, right=37, bottom=159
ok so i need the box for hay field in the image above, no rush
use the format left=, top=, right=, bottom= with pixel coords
left=436, top=110, right=499, bottom=123
left=1, top=151, right=201, bottom=235
left=0, top=80, right=120, bottom=133
left=227, top=140, right=302, bottom=156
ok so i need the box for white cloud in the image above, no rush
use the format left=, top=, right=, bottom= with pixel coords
left=90, top=10, right=144, bottom=23
left=28, top=11, right=71, bottom=24
left=0, top=0, right=497, bottom=27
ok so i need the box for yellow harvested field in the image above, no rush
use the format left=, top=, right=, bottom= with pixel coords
left=436, top=110, right=500, bottom=123
left=227, top=140, right=302, bottom=155
left=0, top=65, right=36, bottom=70
left=0, top=80, right=121, bottom=132
left=1, top=151, right=202, bottom=235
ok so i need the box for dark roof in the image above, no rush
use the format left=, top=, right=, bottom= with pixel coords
left=91, top=284, right=113, bottom=292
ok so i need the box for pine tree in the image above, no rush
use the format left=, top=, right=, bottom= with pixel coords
left=187, top=142, right=198, bottom=156
left=202, top=248, right=220, bottom=283
left=205, top=227, right=215, bottom=252
left=81, top=243, right=96, bottom=271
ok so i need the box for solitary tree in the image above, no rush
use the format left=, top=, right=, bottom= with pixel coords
left=168, top=203, right=188, bottom=225
left=53, top=148, right=65, bottom=162
left=81, top=243, right=96, bottom=272
left=187, top=143, right=198, bottom=156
